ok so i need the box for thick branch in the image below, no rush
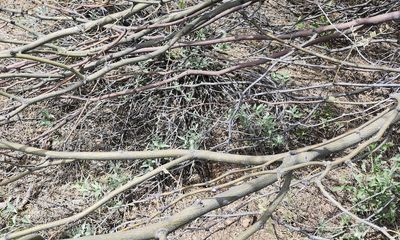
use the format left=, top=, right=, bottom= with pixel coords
left=65, top=102, right=400, bottom=240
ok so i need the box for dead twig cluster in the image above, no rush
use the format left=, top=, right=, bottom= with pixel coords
left=0, top=0, right=399, bottom=239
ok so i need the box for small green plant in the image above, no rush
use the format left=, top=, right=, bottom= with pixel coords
left=105, top=162, right=130, bottom=188
left=178, top=0, right=186, bottom=9
left=74, top=178, right=104, bottom=199
left=184, top=51, right=210, bottom=69
left=311, top=16, right=329, bottom=29
left=341, top=225, right=368, bottom=240
left=234, top=103, right=283, bottom=147
left=271, top=71, right=290, bottom=85
left=178, top=124, right=202, bottom=150
left=319, top=16, right=329, bottom=25
left=294, top=127, right=309, bottom=140
left=137, top=59, right=152, bottom=69
left=140, top=137, right=171, bottom=172
left=140, top=159, right=157, bottom=172
left=1, top=202, right=18, bottom=228
left=151, top=137, right=170, bottom=150
left=168, top=47, right=211, bottom=70
left=335, top=142, right=400, bottom=226
left=214, top=43, right=231, bottom=52
left=0, top=201, right=31, bottom=234
left=272, top=135, right=284, bottom=147
left=2, top=202, right=17, bottom=216
left=68, top=222, right=95, bottom=238
left=286, top=106, right=303, bottom=120
left=107, top=173, right=129, bottom=189
left=167, top=48, right=185, bottom=60
left=295, top=21, right=306, bottom=30
left=339, top=215, right=352, bottom=226
left=195, top=28, right=207, bottom=41
left=296, top=16, right=329, bottom=30
left=313, top=104, right=336, bottom=127
left=39, top=110, right=55, bottom=127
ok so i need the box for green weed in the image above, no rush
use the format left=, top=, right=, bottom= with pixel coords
left=68, top=222, right=95, bottom=238
left=39, top=109, right=55, bottom=127
left=235, top=103, right=283, bottom=147
left=335, top=142, right=400, bottom=226
left=178, top=124, right=202, bottom=150
left=74, top=179, right=104, bottom=199
left=271, top=71, right=290, bottom=85
left=178, top=0, right=186, bottom=9
left=286, top=106, right=303, bottom=120
left=214, top=43, right=231, bottom=52
left=0, top=201, right=31, bottom=234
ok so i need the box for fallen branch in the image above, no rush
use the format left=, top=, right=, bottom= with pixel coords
left=2, top=96, right=399, bottom=240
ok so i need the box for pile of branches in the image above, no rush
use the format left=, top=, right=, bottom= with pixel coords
left=0, top=0, right=399, bottom=239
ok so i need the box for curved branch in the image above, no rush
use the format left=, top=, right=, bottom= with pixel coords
left=0, top=140, right=284, bottom=165
left=64, top=102, right=400, bottom=240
